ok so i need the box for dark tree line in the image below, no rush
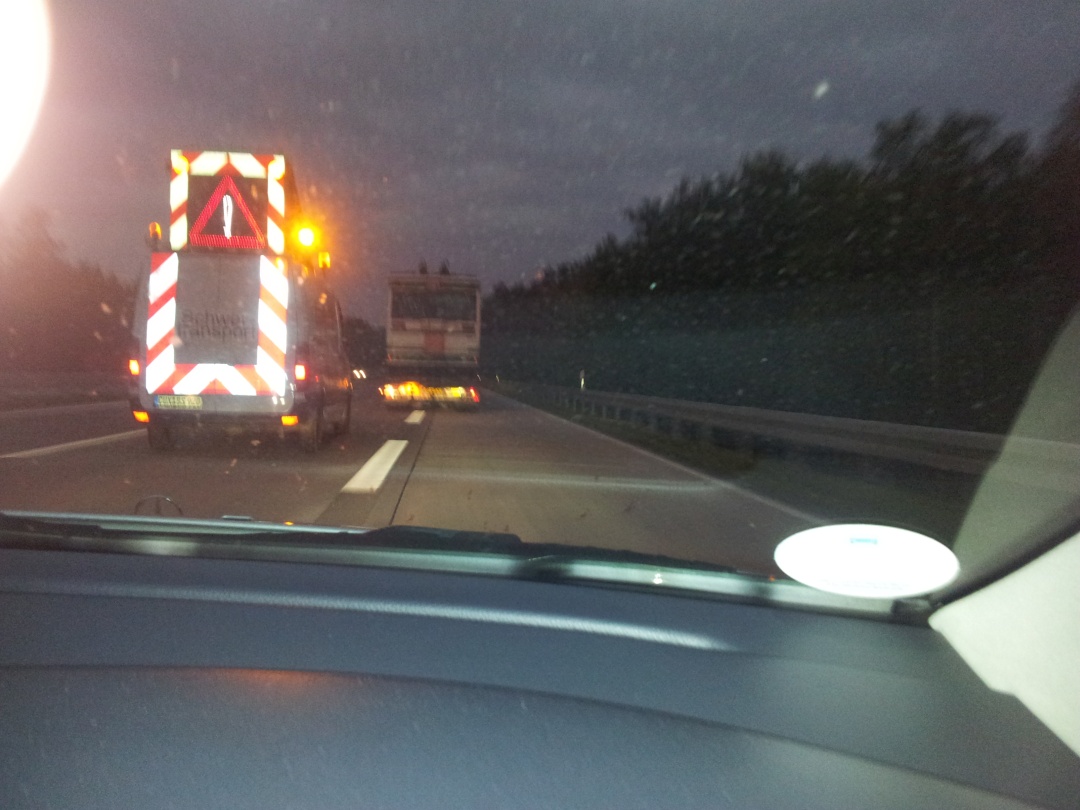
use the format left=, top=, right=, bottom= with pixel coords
left=342, top=316, right=385, bottom=370
left=0, top=210, right=136, bottom=372
left=482, top=88, right=1080, bottom=431
left=488, top=90, right=1080, bottom=324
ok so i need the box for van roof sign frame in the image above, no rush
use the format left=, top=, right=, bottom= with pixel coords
left=169, top=150, right=287, bottom=255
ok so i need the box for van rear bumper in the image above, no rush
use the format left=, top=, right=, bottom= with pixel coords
left=129, top=389, right=319, bottom=430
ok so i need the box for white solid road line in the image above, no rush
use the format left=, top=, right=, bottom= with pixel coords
left=0, top=400, right=129, bottom=422
left=404, top=410, right=426, bottom=424
left=341, top=439, right=409, bottom=494
left=0, top=429, right=145, bottom=459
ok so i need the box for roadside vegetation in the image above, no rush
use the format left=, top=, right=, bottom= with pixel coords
left=485, top=87, right=1080, bottom=434
left=0, top=209, right=135, bottom=375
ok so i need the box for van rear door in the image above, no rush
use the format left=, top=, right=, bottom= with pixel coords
left=136, top=252, right=294, bottom=417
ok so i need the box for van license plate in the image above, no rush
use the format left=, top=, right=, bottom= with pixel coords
left=155, top=395, right=203, bottom=410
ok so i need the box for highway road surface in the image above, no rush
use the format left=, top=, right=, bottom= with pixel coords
left=0, top=390, right=819, bottom=574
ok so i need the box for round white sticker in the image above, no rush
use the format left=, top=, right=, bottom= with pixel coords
left=774, top=524, right=960, bottom=598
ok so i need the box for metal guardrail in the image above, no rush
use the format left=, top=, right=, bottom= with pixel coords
left=506, top=384, right=1080, bottom=490
left=503, top=383, right=1009, bottom=475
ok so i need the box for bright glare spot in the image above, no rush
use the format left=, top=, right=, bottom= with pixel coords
left=0, top=0, right=50, bottom=189
left=813, top=80, right=830, bottom=100
left=774, top=523, right=959, bottom=599
left=652, top=572, right=664, bottom=585
left=297, top=226, right=316, bottom=247
left=138, top=539, right=199, bottom=556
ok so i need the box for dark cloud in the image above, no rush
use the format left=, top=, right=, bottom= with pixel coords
left=2, top=0, right=1078, bottom=320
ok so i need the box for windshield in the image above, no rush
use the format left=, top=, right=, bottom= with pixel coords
left=1, top=1, right=1079, bottom=605
left=391, top=290, right=477, bottom=321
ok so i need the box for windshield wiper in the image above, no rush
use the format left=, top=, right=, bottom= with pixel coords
left=0, top=510, right=519, bottom=551
left=0, top=510, right=741, bottom=573
left=0, top=510, right=902, bottom=619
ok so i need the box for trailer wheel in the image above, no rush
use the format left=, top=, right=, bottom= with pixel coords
left=337, top=395, right=352, bottom=436
left=147, top=419, right=173, bottom=452
left=301, top=406, right=324, bottom=452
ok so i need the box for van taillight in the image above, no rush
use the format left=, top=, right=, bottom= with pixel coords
left=128, top=358, right=140, bottom=376
left=294, top=363, right=307, bottom=382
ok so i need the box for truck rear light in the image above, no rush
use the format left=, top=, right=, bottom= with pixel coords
left=281, top=415, right=300, bottom=426
left=133, top=410, right=150, bottom=423
left=128, top=358, right=140, bottom=376
left=469, top=387, right=479, bottom=402
left=294, top=363, right=307, bottom=382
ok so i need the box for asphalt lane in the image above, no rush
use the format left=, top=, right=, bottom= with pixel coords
left=369, top=392, right=816, bottom=573
left=0, top=402, right=137, bottom=457
left=0, top=389, right=816, bottom=573
left=0, top=389, right=417, bottom=523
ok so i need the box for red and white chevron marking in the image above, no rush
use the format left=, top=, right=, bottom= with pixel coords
left=144, top=252, right=290, bottom=397
left=169, top=150, right=286, bottom=254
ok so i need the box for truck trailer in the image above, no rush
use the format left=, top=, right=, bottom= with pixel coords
left=380, top=271, right=481, bottom=409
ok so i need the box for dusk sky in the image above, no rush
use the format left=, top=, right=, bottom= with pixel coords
left=2, top=0, right=1079, bottom=322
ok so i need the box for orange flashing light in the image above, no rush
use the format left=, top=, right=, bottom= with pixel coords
left=128, top=358, right=140, bottom=376
left=297, top=226, right=316, bottom=248
left=171, top=152, right=190, bottom=175
left=281, top=415, right=300, bottom=427
left=294, top=363, right=307, bottom=382
left=133, top=411, right=150, bottom=423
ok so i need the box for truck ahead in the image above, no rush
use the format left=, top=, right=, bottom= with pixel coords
left=129, top=150, right=352, bottom=450
left=380, top=270, right=481, bottom=409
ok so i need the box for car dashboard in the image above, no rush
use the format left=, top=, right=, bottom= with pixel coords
left=1, top=544, right=1077, bottom=809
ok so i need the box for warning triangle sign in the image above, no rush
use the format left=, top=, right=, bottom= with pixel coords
left=188, top=175, right=266, bottom=249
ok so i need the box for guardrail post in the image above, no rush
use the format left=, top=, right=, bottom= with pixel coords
left=680, top=419, right=701, bottom=442
left=709, top=426, right=756, bottom=462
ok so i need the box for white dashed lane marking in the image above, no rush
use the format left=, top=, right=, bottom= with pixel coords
left=340, top=440, right=409, bottom=493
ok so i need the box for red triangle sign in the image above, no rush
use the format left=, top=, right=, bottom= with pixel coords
left=189, top=175, right=266, bottom=249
